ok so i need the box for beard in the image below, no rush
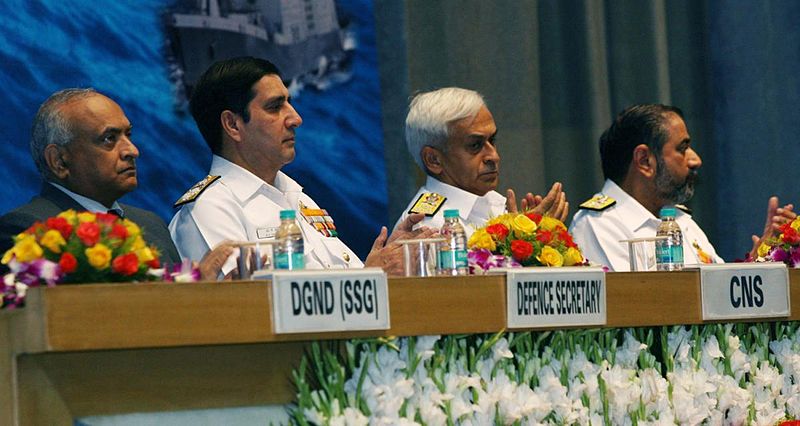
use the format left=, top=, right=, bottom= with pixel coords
left=654, top=155, right=697, bottom=204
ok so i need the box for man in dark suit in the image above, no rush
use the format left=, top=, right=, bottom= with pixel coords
left=0, top=89, right=185, bottom=267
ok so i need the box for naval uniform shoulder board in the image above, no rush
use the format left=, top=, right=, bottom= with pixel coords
left=174, top=175, right=221, bottom=207
left=579, top=194, right=616, bottom=211
left=675, top=204, right=692, bottom=214
left=408, top=192, right=447, bottom=216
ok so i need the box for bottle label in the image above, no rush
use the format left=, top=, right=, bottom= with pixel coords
left=439, top=249, right=467, bottom=269
left=656, top=244, right=684, bottom=264
left=275, top=252, right=305, bottom=270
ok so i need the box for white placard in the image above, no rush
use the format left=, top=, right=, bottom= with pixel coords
left=505, top=267, right=606, bottom=328
left=699, top=263, right=790, bottom=320
left=254, top=268, right=390, bottom=334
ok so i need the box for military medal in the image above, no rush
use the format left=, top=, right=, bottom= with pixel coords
left=692, top=240, right=713, bottom=264
left=299, top=204, right=338, bottom=238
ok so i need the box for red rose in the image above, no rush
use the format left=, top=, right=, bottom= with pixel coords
left=25, top=222, right=44, bottom=234
left=486, top=223, right=509, bottom=240
left=526, top=212, right=543, bottom=224
left=112, top=253, right=140, bottom=276
left=109, top=223, right=129, bottom=241
left=146, top=257, right=161, bottom=269
left=557, top=229, right=577, bottom=248
left=536, top=230, right=553, bottom=244
left=45, top=217, right=73, bottom=239
left=59, top=252, right=78, bottom=274
left=94, top=212, right=119, bottom=224
left=783, top=227, right=800, bottom=245
left=76, top=222, right=101, bottom=246
left=511, top=239, right=534, bottom=261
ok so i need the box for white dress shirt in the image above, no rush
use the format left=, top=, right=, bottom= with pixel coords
left=395, top=176, right=507, bottom=237
left=170, top=155, right=363, bottom=274
left=569, top=179, right=723, bottom=271
left=50, top=183, right=124, bottom=215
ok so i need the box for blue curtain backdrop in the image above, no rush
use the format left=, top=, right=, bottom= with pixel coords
left=708, top=1, right=800, bottom=260
left=0, top=0, right=386, bottom=259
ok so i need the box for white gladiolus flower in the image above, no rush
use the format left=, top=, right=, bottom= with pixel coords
left=492, top=337, right=514, bottom=362
left=700, top=335, right=724, bottom=374
left=667, top=327, right=693, bottom=366
left=615, top=332, right=647, bottom=368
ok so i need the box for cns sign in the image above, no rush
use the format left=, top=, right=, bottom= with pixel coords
left=699, top=263, right=790, bottom=320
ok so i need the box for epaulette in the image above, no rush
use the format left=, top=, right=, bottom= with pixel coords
left=579, top=194, right=616, bottom=211
left=173, top=175, right=221, bottom=207
left=408, top=192, right=447, bottom=216
left=675, top=204, right=692, bottom=214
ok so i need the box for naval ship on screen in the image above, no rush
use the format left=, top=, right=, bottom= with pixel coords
left=166, top=0, right=353, bottom=98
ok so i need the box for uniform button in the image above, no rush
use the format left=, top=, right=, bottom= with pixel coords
left=343, top=253, right=350, bottom=262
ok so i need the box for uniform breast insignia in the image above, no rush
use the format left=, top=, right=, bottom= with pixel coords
left=408, top=192, right=447, bottom=216
left=173, top=175, right=221, bottom=207
left=692, top=240, right=713, bottom=264
left=300, top=207, right=338, bottom=238
left=675, top=204, right=693, bottom=214
left=579, top=194, right=616, bottom=211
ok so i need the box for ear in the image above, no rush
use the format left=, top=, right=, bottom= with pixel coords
left=220, top=110, right=243, bottom=142
left=631, top=144, right=657, bottom=179
left=421, top=146, right=444, bottom=175
left=43, top=144, right=69, bottom=180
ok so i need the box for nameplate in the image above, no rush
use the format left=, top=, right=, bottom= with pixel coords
left=257, top=268, right=390, bottom=334
left=699, top=263, right=790, bottom=320
left=505, top=267, right=606, bottom=328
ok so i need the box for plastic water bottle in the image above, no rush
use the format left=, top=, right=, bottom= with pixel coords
left=439, top=209, right=468, bottom=275
left=274, top=210, right=305, bottom=270
left=655, top=207, right=684, bottom=271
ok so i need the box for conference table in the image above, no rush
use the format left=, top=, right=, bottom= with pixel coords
left=2, top=270, right=798, bottom=425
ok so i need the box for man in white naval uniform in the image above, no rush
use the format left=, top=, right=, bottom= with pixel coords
left=570, top=104, right=794, bottom=271
left=396, top=87, right=568, bottom=237
left=170, top=57, right=425, bottom=276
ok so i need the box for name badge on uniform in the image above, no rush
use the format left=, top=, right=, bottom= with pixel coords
left=257, top=227, right=277, bottom=240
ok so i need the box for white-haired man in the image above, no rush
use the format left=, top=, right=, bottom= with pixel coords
left=396, top=87, right=568, bottom=235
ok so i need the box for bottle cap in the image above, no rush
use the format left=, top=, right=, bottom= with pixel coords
left=280, top=210, right=296, bottom=220
left=443, top=209, right=460, bottom=218
left=659, top=207, right=677, bottom=218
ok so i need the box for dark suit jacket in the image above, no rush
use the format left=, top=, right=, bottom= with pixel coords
left=0, top=183, right=181, bottom=265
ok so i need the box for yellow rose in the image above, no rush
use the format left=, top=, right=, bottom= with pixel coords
left=757, top=242, right=772, bottom=258
left=135, top=247, right=155, bottom=263
left=57, top=209, right=77, bottom=222
left=77, top=212, right=97, bottom=223
left=40, top=229, right=66, bottom=253
left=85, top=243, right=112, bottom=269
left=510, top=214, right=537, bottom=235
left=563, top=247, right=584, bottom=266
left=123, top=219, right=141, bottom=237
left=468, top=228, right=496, bottom=251
left=537, top=245, right=564, bottom=267
left=131, top=235, right=146, bottom=251
left=487, top=213, right=515, bottom=228
left=791, top=218, right=800, bottom=232
left=5, top=236, right=44, bottom=263
left=538, top=216, right=567, bottom=232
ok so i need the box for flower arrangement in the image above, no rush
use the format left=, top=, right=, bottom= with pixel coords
left=755, top=217, right=800, bottom=266
left=1, top=209, right=196, bottom=309
left=467, top=212, right=586, bottom=273
left=291, top=322, right=800, bottom=425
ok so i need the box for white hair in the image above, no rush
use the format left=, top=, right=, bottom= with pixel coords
left=30, top=88, right=99, bottom=180
left=405, top=87, right=485, bottom=173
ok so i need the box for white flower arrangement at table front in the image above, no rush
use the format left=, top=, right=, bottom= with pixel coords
left=290, top=323, right=800, bottom=425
